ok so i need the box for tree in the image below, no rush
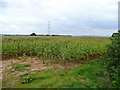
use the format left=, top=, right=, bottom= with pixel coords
left=30, top=33, right=37, bottom=36
left=106, top=30, right=120, bottom=87
left=112, top=33, right=118, bottom=37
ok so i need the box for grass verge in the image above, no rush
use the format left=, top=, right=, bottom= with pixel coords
left=2, top=57, right=112, bottom=88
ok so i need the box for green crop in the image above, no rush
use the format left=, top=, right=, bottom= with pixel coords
left=2, top=36, right=111, bottom=61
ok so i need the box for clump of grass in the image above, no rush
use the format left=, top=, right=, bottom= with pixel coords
left=43, top=61, right=49, bottom=66
left=10, top=62, right=30, bottom=72
left=19, top=71, right=53, bottom=84
left=50, top=61, right=60, bottom=64
left=17, top=56, right=27, bottom=61
left=23, top=64, right=31, bottom=67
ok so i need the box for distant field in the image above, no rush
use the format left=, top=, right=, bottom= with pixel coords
left=2, top=36, right=111, bottom=60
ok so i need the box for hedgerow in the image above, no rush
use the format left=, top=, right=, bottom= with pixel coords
left=106, top=30, right=120, bottom=87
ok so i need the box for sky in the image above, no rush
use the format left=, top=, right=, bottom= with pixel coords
left=0, top=0, right=119, bottom=36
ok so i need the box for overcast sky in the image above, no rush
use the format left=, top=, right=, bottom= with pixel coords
left=0, top=0, right=119, bottom=36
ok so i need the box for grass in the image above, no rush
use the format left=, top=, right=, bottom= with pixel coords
left=2, top=57, right=112, bottom=88
left=17, top=56, right=28, bottom=61
left=10, top=62, right=30, bottom=72
left=20, top=72, right=53, bottom=84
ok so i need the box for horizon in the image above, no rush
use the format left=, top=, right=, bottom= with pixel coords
left=0, top=33, right=111, bottom=37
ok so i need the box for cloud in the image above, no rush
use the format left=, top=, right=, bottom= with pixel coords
left=0, top=16, right=8, bottom=22
left=0, top=0, right=119, bottom=35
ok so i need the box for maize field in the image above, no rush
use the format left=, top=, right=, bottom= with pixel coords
left=2, top=36, right=111, bottom=61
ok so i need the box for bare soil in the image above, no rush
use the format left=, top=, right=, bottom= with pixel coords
left=1, top=54, right=103, bottom=78
left=1, top=57, right=81, bottom=76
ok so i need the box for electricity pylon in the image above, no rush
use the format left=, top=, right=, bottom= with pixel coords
left=48, top=21, right=51, bottom=35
